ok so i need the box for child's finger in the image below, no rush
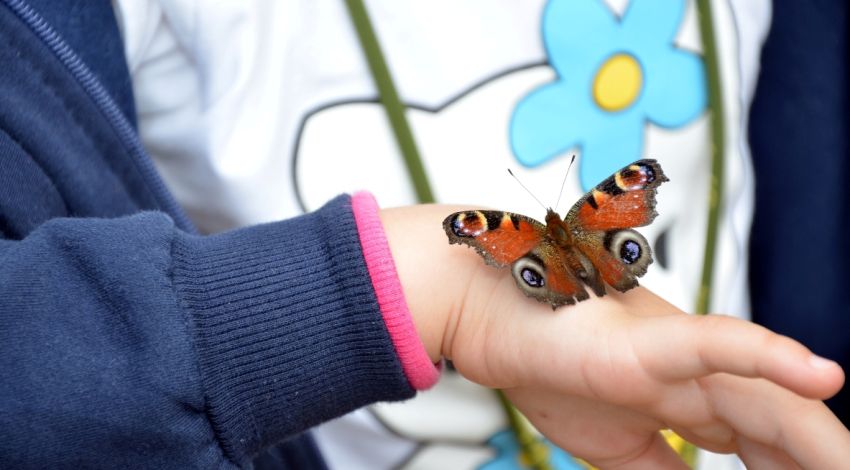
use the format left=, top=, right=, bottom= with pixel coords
left=635, top=314, right=844, bottom=399
left=736, top=435, right=802, bottom=470
left=589, top=432, right=690, bottom=470
left=708, top=375, right=850, bottom=470
left=775, top=399, right=850, bottom=469
left=507, top=388, right=689, bottom=469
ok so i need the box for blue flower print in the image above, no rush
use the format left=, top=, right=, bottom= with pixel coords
left=510, top=0, right=706, bottom=190
left=479, top=430, right=586, bottom=470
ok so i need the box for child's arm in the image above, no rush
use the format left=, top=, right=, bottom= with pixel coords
left=381, top=203, right=848, bottom=469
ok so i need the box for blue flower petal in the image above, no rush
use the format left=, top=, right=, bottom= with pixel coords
left=543, top=0, right=619, bottom=79
left=479, top=430, right=586, bottom=470
left=510, top=81, right=597, bottom=168
left=621, top=0, right=687, bottom=44
left=642, top=48, right=706, bottom=128
left=514, top=0, right=702, bottom=188
left=578, top=118, right=645, bottom=191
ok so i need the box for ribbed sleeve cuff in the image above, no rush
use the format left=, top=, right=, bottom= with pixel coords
left=171, top=195, right=415, bottom=464
left=351, top=192, right=441, bottom=390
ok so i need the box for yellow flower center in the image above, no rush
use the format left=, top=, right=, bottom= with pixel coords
left=592, top=53, right=643, bottom=112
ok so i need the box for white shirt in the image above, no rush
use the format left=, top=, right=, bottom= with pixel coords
left=114, top=1, right=770, bottom=468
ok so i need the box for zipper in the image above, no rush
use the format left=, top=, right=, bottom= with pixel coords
left=2, top=0, right=198, bottom=234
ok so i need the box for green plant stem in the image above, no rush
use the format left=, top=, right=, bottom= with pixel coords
left=677, top=1, right=727, bottom=468
left=695, top=0, right=725, bottom=317
left=496, top=390, right=554, bottom=470
left=343, top=0, right=434, bottom=203
left=343, top=3, right=546, bottom=466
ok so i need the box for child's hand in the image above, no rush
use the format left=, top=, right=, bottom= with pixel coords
left=381, top=204, right=848, bottom=469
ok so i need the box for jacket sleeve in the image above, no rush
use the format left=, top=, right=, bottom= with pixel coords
left=0, top=193, right=437, bottom=468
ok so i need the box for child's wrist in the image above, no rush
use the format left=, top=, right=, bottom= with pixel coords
left=352, top=193, right=443, bottom=388
left=377, top=203, right=481, bottom=364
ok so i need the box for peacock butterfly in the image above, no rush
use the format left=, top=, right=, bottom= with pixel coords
left=442, top=159, right=668, bottom=309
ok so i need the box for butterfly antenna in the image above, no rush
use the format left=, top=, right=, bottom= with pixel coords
left=553, top=154, right=577, bottom=213
left=507, top=168, right=548, bottom=211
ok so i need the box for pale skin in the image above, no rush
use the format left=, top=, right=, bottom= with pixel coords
left=380, top=204, right=850, bottom=470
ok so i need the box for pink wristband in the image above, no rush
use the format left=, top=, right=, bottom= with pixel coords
left=350, top=192, right=441, bottom=390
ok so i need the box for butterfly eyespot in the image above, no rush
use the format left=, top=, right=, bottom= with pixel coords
left=521, top=267, right=545, bottom=287
left=620, top=240, right=641, bottom=264
left=511, top=255, right=548, bottom=292
left=640, top=163, right=656, bottom=183
left=605, top=229, right=653, bottom=276
left=443, top=160, right=667, bottom=308
left=449, top=217, right=465, bottom=237
left=450, top=213, right=484, bottom=238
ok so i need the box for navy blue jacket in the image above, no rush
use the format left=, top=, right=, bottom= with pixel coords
left=749, top=0, right=850, bottom=424
left=1, top=1, right=848, bottom=468
left=0, top=1, right=413, bottom=468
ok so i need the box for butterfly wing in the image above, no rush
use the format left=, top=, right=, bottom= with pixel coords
left=566, top=159, right=668, bottom=292
left=511, top=243, right=591, bottom=307
left=566, top=159, right=667, bottom=231
left=443, top=210, right=543, bottom=267
left=443, top=210, right=589, bottom=307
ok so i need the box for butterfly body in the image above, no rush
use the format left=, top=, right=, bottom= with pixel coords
left=443, top=159, right=668, bottom=309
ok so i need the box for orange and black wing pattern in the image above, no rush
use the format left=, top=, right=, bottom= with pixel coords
left=443, top=210, right=545, bottom=267
left=443, top=161, right=667, bottom=307
left=573, top=229, right=652, bottom=293
left=566, top=159, right=667, bottom=293
left=565, top=159, right=668, bottom=232
left=443, top=210, right=590, bottom=308
left=509, top=243, right=591, bottom=308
